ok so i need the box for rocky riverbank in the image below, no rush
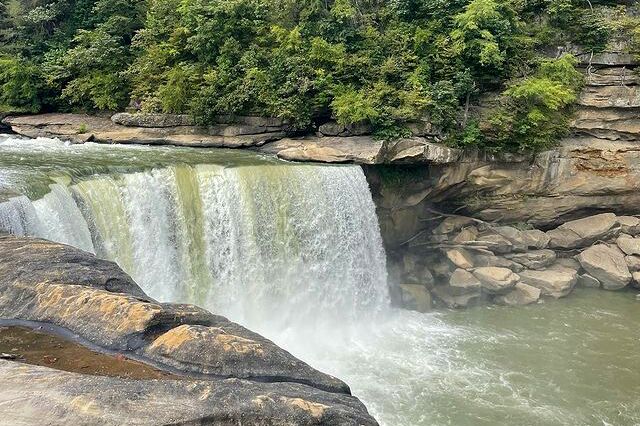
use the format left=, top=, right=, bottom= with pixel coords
left=387, top=212, right=640, bottom=311
left=0, top=236, right=377, bottom=425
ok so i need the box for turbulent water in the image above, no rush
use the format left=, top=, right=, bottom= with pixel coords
left=1, top=135, right=639, bottom=426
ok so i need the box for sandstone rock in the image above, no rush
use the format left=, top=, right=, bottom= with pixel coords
left=616, top=234, right=640, bottom=255
left=585, top=67, right=640, bottom=86
left=262, top=136, right=384, bottom=164
left=619, top=216, right=640, bottom=236
left=474, top=254, right=524, bottom=272
left=577, top=244, right=632, bottom=290
left=521, top=229, right=550, bottom=249
left=472, top=267, right=519, bottom=294
left=493, top=283, right=541, bottom=306
left=445, top=248, right=474, bottom=269
left=398, top=284, right=432, bottom=313
left=0, top=237, right=351, bottom=395
left=431, top=286, right=481, bottom=309
left=505, top=250, right=557, bottom=270
left=518, top=269, right=577, bottom=298
left=112, top=112, right=195, bottom=127
left=548, top=213, right=620, bottom=249
left=433, top=216, right=476, bottom=235
left=579, top=86, right=640, bottom=108
left=552, top=258, right=582, bottom=272
left=476, top=232, right=514, bottom=254
left=571, top=107, right=640, bottom=141
left=452, top=226, right=479, bottom=244
left=578, top=273, right=601, bottom=289
left=449, top=269, right=482, bottom=295
left=0, top=361, right=376, bottom=426
left=493, top=226, right=527, bottom=252
left=626, top=255, right=640, bottom=272
left=386, top=138, right=462, bottom=164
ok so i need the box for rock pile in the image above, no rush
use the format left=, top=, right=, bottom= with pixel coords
left=395, top=212, right=640, bottom=310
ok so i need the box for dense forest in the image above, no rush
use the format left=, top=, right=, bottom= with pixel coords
left=0, top=0, right=638, bottom=151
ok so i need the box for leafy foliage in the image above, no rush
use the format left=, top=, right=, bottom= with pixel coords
left=0, top=0, right=631, bottom=151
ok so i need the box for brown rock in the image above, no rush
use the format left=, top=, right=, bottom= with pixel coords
left=518, top=269, right=577, bottom=298
left=445, top=248, right=474, bottom=269
left=493, top=283, right=541, bottom=306
left=577, top=244, right=632, bottom=290
left=472, top=267, right=519, bottom=294
left=449, top=269, right=482, bottom=295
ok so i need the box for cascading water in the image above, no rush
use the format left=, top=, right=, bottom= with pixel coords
left=2, top=135, right=639, bottom=426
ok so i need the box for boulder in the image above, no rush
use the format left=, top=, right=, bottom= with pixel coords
left=616, top=234, right=640, bottom=255
left=633, top=272, right=640, bottom=290
left=618, top=216, right=640, bottom=236
left=493, top=226, right=527, bottom=252
left=518, top=269, right=577, bottom=298
left=493, top=283, right=541, bottom=306
left=445, top=248, right=474, bottom=269
left=505, top=250, right=557, bottom=270
left=626, top=255, right=640, bottom=272
left=398, top=284, right=432, bottom=313
left=262, top=136, right=385, bottom=164
left=449, top=269, right=482, bottom=295
left=472, top=267, right=519, bottom=294
left=433, top=216, right=476, bottom=235
left=578, top=273, right=601, bottom=289
left=386, top=138, right=462, bottom=164
left=0, top=236, right=353, bottom=396
left=474, top=254, right=524, bottom=272
left=0, top=361, right=376, bottom=426
left=521, top=229, right=550, bottom=249
left=577, top=244, right=632, bottom=290
left=452, top=226, right=478, bottom=244
left=547, top=213, right=620, bottom=249
left=431, top=286, right=481, bottom=309
left=476, top=231, right=514, bottom=254
left=552, top=258, right=582, bottom=272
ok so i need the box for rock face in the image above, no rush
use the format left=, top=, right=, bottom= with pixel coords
left=577, top=244, right=632, bottom=290
left=0, top=361, right=375, bottom=426
left=0, top=236, right=376, bottom=424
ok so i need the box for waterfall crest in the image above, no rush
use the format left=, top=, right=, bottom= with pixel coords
left=1, top=160, right=390, bottom=330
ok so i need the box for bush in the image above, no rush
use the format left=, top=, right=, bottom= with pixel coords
left=0, top=57, right=45, bottom=112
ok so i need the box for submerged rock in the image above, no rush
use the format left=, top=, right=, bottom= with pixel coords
left=398, top=284, right=432, bottom=313
left=577, top=244, right=632, bottom=290
left=431, top=286, right=481, bottom=309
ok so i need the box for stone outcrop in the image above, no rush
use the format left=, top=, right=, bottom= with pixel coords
left=0, top=360, right=375, bottom=426
left=389, top=212, right=640, bottom=311
left=0, top=236, right=376, bottom=424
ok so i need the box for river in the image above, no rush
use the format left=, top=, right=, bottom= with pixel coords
left=0, top=134, right=638, bottom=426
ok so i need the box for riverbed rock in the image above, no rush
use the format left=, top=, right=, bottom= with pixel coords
left=449, top=269, right=482, bottom=295
left=398, top=284, right=432, bottom=313
left=619, top=216, right=640, bottom=236
left=0, top=361, right=376, bottom=426
left=521, top=229, right=550, bottom=250
left=431, top=286, right=481, bottom=309
left=0, top=236, right=357, bottom=398
left=505, top=250, right=557, bottom=270
left=493, top=283, right=541, bottom=306
left=472, top=267, right=519, bottom=294
left=632, top=272, right=640, bottom=290
left=445, top=248, right=474, bottom=269
left=616, top=234, right=640, bottom=255
left=577, top=273, right=601, bottom=289
left=577, top=244, right=632, bottom=290
left=518, top=269, right=577, bottom=298
left=473, top=254, right=524, bottom=272
left=626, top=255, right=640, bottom=272
left=547, top=213, right=620, bottom=249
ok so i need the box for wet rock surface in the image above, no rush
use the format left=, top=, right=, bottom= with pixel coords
left=0, top=236, right=376, bottom=424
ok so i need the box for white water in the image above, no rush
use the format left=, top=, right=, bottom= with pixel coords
left=2, top=136, right=639, bottom=426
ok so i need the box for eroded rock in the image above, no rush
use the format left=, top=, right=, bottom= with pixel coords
left=472, top=267, right=519, bottom=294
left=518, top=269, right=577, bottom=298
left=577, top=244, right=632, bottom=290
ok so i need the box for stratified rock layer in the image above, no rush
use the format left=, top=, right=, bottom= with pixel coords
left=0, top=236, right=376, bottom=425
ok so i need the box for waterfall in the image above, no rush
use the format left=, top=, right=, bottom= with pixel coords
left=1, top=161, right=390, bottom=332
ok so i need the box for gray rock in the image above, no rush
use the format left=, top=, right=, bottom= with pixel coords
left=505, top=250, right=557, bottom=270
left=578, top=273, right=601, bottom=289
left=548, top=213, right=620, bottom=249
left=518, top=269, right=577, bottom=298
left=493, top=283, right=541, bottom=306
left=619, top=216, right=640, bottom=236
left=0, top=361, right=376, bottom=426
left=521, top=229, right=550, bottom=249
left=493, top=226, right=527, bottom=252
left=431, top=286, right=481, bottom=309
left=112, top=112, right=195, bottom=127
left=399, top=284, right=432, bottom=313
left=616, top=234, right=640, bottom=255
left=445, top=248, right=474, bottom=269
left=552, top=258, right=582, bottom=272
left=449, top=269, right=482, bottom=295
left=474, top=254, right=524, bottom=272
left=387, top=138, right=462, bottom=164
left=452, top=226, right=479, bottom=244
left=626, top=255, right=640, bottom=272
left=577, top=244, right=632, bottom=290
left=476, top=232, right=514, bottom=254
left=318, top=121, right=371, bottom=137
left=433, top=216, right=476, bottom=235
left=472, top=267, right=520, bottom=294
